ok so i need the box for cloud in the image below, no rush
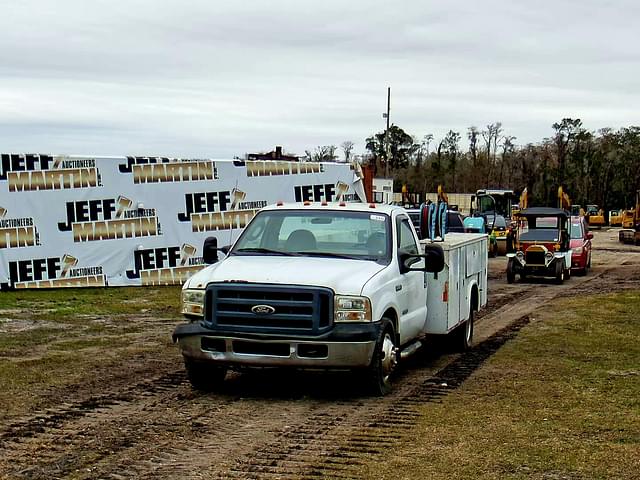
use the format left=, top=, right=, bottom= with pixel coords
left=1, top=0, right=639, bottom=158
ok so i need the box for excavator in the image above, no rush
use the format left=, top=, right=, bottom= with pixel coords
left=619, top=190, right=640, bottom=245
left=585, top=204, right=606, bottom=228
left=558, top=186, right=572, bottom=211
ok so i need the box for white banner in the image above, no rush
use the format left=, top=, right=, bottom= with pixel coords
left=0, top=155, right=361, bottom=289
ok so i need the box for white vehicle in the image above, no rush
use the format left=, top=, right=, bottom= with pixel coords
left=173, top=203, right=488, bottom=395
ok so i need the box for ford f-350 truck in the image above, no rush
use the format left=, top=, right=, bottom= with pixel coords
left=173, top=202, right=488, bottom=395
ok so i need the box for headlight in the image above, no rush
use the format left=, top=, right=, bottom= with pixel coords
left=545, top=251, right=554, bottom=259
left=182, top=289, right=205, bottom=317
left=573, top=247, right=583, bottom=254
left=516, top=251, right=524, bottom=259
left=334, top=295, right=372, bottom=322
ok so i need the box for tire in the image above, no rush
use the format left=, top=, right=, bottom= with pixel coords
left=506, top=258, right=516, bottom=284
left=185, top=358, right=227, bottom=392
left=365, top=319, right=398, bottom=396
left=554, top=260, right=565, bottom=284
left=451, top=309, right=474, bottom=352
left=506, top=235, right=514, bottom=254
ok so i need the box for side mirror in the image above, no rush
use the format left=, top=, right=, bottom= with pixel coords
left=399, top=245, right=445, bottom=274
left=587, top=232, right=594, bottom=240
left=203, top=237, right=219, bottom=264
left=423, top=244, right=445, bottom=273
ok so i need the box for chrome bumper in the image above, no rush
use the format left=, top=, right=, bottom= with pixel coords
left=178, top=335, right=377, bottom=369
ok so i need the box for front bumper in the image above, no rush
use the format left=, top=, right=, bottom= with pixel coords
left=508, top=252, right=568, bottom=277
left=172, top=322, right=381, bottom=369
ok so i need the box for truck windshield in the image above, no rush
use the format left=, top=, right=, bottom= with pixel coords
left=231, top=209, right=391, bottom=262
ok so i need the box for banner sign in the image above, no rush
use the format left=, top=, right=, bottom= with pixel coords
left=0, top=155, right=361, bottom=289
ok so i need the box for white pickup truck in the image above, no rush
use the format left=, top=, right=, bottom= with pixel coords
left=173, top=202, right=488, bottom=395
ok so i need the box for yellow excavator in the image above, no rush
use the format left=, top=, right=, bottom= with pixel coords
left=585, top=204, right=606, bottom=228
left=619, top=190, right=640, bottom=245
left=558, top=186, right=571, bottom=211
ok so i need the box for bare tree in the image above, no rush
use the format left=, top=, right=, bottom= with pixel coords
left=310, top=145, right=337, bottom=162
left=468, top=127, right=479, bottom=167
left=340, top=141, right=354, bottom=163
left=482, top=122, right=503, bottom=185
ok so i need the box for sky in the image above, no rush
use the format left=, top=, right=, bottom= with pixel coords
left=1, top=0, right=639, bottom=159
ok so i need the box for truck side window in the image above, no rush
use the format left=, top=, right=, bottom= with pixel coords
left=397, top=218, right=419, bottom=255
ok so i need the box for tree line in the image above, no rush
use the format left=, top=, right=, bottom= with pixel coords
left=363, top=119, right=640, bottom=210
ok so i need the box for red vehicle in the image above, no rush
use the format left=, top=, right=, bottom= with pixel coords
left=569, top=216, right=593, bottom=275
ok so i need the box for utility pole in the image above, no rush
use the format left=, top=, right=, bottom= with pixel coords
left=383, top=86, right=391, bottom=178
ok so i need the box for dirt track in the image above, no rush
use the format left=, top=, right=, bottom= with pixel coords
left=1, top=229, right=639, bottom=480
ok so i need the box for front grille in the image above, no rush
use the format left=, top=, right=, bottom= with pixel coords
left=205, top=284, right=333, bottom=335
left=525, top=250, right=546, bottom=265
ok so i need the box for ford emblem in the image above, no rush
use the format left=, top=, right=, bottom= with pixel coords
left=251, top=304, right=276, bottom=315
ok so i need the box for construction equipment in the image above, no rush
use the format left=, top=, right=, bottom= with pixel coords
left=585, top=205, right=606, bottom=228
left=609, top=209, right=623, bottom=227
left=557, top=186, right=572, bottom=211
left=619, top=190, right=640, bottom=245
left=622, top=208, right=635, bottom=229
left=471, top=189, right=515, bottom=255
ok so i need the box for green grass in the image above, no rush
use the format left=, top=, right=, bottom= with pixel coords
left=0, top=286, right=182, bottom=320
left=359, top=291, right=640, bottom=480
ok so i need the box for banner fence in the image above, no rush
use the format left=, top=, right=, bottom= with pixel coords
left=0, top=154, right=360, bottom=289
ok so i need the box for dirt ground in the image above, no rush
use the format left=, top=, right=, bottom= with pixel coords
left=1, top=228, right=639, bottom=479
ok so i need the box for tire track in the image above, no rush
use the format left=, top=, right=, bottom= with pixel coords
left=0, top=249, right=637, bottom=479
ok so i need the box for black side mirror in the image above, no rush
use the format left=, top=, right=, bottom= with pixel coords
left=399, top=245, right=445, bottom=274
left=203, top=237, right=219, bottom=264
left=423, top=244, right=445, bottom=273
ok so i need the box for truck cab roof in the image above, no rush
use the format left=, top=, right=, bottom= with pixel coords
left=262, top=202, right=405, bottom=216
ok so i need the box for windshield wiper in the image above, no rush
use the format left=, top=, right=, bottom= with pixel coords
left=233, top=248, right=300, bottom=256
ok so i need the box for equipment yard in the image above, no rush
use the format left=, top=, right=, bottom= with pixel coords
left=1, top=229, right=639, bottom=479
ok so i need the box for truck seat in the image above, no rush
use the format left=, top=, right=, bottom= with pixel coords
left=285, top=229, right=316, bottom=251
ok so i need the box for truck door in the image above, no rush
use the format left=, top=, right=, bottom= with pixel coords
left=396, top=216, right=428, bottom=344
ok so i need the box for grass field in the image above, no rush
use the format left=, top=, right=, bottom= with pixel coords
left=359, top=291, right=640, bottom=479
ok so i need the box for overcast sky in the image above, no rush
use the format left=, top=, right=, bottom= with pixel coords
left=1, top=0, right=639, bottom=159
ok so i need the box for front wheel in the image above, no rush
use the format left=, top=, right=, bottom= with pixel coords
left=185, top=358, right=227, bottom=392
left=365, top=319, right=398, bottom=396
left=506, top=258, right=516, bottom=284
left=554, top=260, right=565, bottom=284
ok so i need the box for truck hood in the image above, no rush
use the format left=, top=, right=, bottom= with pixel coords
left=184, top=255, right=388, bottom=296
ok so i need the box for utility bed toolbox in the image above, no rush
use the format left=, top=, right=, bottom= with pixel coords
left=421, top=233, right=488, bottom=335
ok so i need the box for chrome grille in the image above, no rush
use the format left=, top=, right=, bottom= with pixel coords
left=205, top=284, right=333, bottom=335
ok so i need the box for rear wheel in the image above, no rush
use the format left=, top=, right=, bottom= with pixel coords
left=185, top=358, right=227, bottom=392
left=365, top=319, right=397, bottom=396
left=451, top=309, right=474, bottom=351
